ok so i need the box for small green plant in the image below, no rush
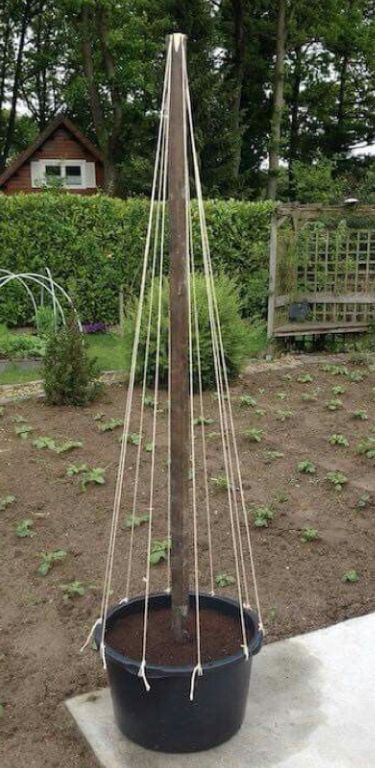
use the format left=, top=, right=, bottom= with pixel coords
left=143, top=395, right=155, bottom=408
left=276, top=409, right=294, bottom=421
left=239, top=395, right=257, bottom=408
left=33, top=436, right=83, bottom=453
left=282, top=373, right=292, bottom=381
left=193, top=415, right=214, bottom=426
left=276, top=392, right=287, bottom=400
left=356, top=437, right=375, bottom=460
left=356, top=493, right=371, bottom=510
left=301, top=392, right=317, bottom=402
left=341, top=570, right=359, bottom=583
left=332, top=385, right=346, bottom=395
left=352, top=409, right=368, bottom=420
left=325, top=398, right=343, bottom=411
left=38, top=549, right=67, bottom=576
left=210, top=474, right=229, bottom=490
left=273, top=490, right=288, bottom=503
left=60, top=580, right=87, bottom=600
left=98, top=418, right=123, bottom=432
left=0, top=406, right=3, bottom=417
left=145, top=441, right=154, bottom=453
left=14, top=423, right=33, bottom=439
left=215, top=573, right=235, bottom=588
left=149, top=539, right=170, bottom=565
left=93, top=412, right=104, bottom=421
left=207, top=431, right=221, bottom=440
left=81, top=467, right=106, bottom=491
left=301, top=527, right=319, bottom=543
left=0, top=494, right=16, bottom=511
left=43, top=314, right=100, bottom=406
left=66, top=463, right=89, bottom=476
left=263, top=449, right=284, bottom=463
left=346, top=370, right=364, bottom=382
left=255, top=408, right=266, bottom=416
left=328, top=434, right=349, bottom=447
left=125, top=514, right=150, bottom=528
left=297, top=460, right=316, bottom=475
left=297, top=373, right=313, bottom=383
left=326, top=470, right=348, bottom=491
left=15, top=519, right=34, bottom=537
left=127, top=433, right=141, bottom=445
left=241, top=427, right=263, bottom=442
left=253, top=505, right=273, bottom=528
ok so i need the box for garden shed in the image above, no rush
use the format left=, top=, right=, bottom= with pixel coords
left=0, top=114, right=104, bottom=195
left=267, top=203, right=375, bottom=339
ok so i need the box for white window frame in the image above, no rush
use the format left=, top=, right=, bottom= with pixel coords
left=40, top=159, right=87, bottom=188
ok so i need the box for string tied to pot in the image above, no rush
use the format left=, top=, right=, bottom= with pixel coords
left=80, top=617, right=101, bottom=654
left=138, top=659, right=151, bottom=692
left=189, top=663, right=203, bottom=702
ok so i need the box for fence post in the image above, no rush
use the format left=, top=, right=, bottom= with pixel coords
left=267, top=211, right=278, bottom=338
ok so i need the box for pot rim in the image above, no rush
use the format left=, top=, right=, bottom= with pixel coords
left=94, top=591, right=263, bottom=676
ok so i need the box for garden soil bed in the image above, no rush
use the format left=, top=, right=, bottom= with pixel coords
left=1, top=357, right=375, bottom=767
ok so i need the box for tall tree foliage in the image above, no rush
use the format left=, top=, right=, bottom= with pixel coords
left=0, top=0, right=375, bottom=199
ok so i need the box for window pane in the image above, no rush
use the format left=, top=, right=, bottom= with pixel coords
left=45, top=165, right=61, bottom=177
left=65, top=165, right=82, bottom=185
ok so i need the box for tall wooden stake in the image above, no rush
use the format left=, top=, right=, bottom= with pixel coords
left=168, top=33, right=190, bottom=641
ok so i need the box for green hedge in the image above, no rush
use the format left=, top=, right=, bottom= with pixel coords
left=0, top=193, right=273, bottom=326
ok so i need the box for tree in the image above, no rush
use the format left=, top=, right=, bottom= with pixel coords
left=267, top=0, right=286, bottom=200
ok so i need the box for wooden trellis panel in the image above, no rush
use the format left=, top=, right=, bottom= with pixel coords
left=268, top=204, right=375, bottom=338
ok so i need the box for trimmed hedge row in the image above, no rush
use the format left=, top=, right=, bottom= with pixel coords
left=0, top=193, right=273, bottom=326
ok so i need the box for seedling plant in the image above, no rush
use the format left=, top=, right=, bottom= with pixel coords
left=297, top=460, right=316, bottom=475
left=253, top=506, right=273, bottom=528
left=341, top=570, right=359, bottom=583
left=38, top=550, right=67, bottom=576
left=0, top=494, right=16, bottom=511
left=33, top=436, right=83, bottom=453
left=328, top=434, right=349, bottom=447
left=15, top=519, right=34, bottom=537
left=149, top=539, right=170, bottom=565
left=241, top=427, right=263, bottom=442
left=326, top=470, right=348, bottom=491
left=301, top=527, right=319, bottom=543
left=215, top=574, right=235, bottom=588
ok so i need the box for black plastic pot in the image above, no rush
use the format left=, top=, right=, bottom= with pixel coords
left=95, top=592, right=263, bottom=753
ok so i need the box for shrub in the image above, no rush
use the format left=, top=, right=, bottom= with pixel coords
left=123, top=273, right=251, bottom=390
left=43, top=314, right=100, bottom=405
left=0, top=326, right=45, bottom=359
left=35, top=306, right=56, bottom=337
left=0, top=194, right=273, bottom=326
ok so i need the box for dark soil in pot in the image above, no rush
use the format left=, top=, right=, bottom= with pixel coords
left=106, top=603, right=255, bottom=665
left=96, top=592, right=262, bottom=753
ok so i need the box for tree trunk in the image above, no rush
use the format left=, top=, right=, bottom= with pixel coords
left=288, top=45, right=302, bottom=199
left=267, top=0, right=286, bottom=201
left=229, top=0, right=246, bottom=183
left=0, top=0, right=32, bottom=168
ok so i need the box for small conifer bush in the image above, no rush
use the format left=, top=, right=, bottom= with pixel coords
left=124, top=274, right=250, bottom=390
left=43, top=314, right=100, bottom=405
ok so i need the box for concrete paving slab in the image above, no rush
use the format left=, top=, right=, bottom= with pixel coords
left=66, top=612, right=375, bottom=768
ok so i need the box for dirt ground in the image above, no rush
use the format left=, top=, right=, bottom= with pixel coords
left=1, top=357, right=375, bottom=767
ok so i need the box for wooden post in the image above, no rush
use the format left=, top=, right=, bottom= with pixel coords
left=267, top=211, right=278, bottom=338
left=168, top=33, right=190, bottom=640
left=119, top=285, right=125, bottom=336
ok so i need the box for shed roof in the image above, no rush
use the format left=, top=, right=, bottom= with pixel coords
left=0, top=114, right=104, bottom=188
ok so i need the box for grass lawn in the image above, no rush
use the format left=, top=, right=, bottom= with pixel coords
left=0, top=332, right=125, bottom=386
